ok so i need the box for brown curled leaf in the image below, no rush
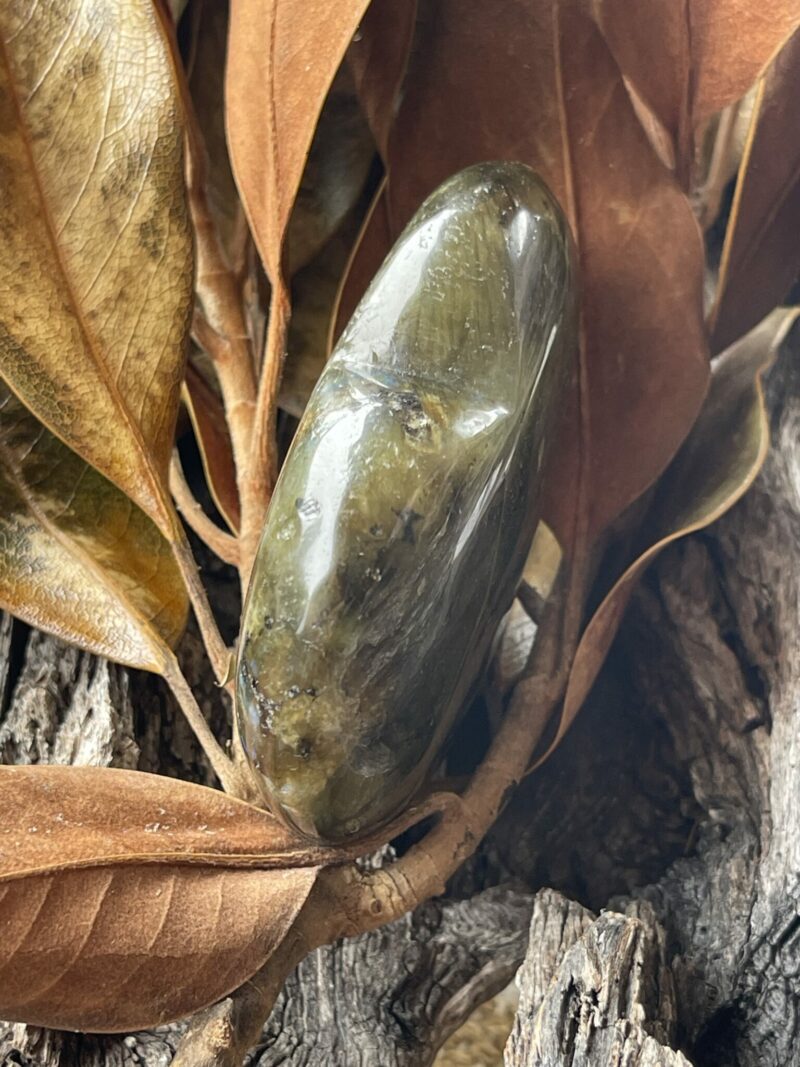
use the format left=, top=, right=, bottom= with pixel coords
left=337, top=0, right=708, bottom=554
left=0, top=0, right=193, bottom=538
left=710, top=29, right=800, bottom=354
left=0, top=765, right=333, bottom=880
left=0, top=385, right=187, bottom=672
left=552, top=307, right=798, bottom=754
left=589, top=0, right=800, bottom=180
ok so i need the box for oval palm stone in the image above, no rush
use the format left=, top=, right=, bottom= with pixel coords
left=237, top=162, right=577, bottom=842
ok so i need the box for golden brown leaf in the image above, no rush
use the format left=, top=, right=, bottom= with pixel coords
left=0, top=765, right=321, bottom=1032
left=183, top=361, right=241, bottom=533
left=0, top=0, right=193, bottom=537
left=0, top=864, right=315, bottom=1033
left=0, top=386, right=187, bottom=671
left=225, top=0, right=372, bottom=283
left=0, top=765, right=332, bottom=879
left=556, top=307, right=797, bottom=749
left=339, top=1, right=708, bottom=549
left=590, top=0, right=800, bottom=179
left=710, top=29, right=800, bottom=354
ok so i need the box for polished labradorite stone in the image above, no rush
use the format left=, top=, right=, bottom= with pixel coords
left=237, top=162, right=577, bottom=842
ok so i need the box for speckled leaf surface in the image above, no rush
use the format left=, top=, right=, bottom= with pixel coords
left=0, top=384, right=187, bottom=671
left=0, top=0, right=192, bottom=535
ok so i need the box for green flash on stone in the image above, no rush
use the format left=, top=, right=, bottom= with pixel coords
left=236, top=162, right=577, bottom=842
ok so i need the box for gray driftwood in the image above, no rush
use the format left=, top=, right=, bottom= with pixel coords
left=2, top=334, right=800, bottom=1065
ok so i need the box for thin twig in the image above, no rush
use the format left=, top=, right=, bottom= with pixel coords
left=238, top=277, right=290, bottom=585
left=182, top=108, right=271, bottom=600
left=162, top=655, right=251, bottom=799
left=170, top=530, right=232, bottom=686
left=170, top=452, right=240, bottom=566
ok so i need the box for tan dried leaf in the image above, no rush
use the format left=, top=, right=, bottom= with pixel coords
left=0, top=385, right=187, bottom=671
left=0, top=0, right=193, bottom=537
left=0, top=765, right=322, bottom=1032
left=225, top=0, right=372, bottom=283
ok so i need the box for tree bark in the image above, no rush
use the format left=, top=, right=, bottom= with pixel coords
left=1, top=333, right=799, bottom=1066
left=507, top=889, right=690, bottom=1066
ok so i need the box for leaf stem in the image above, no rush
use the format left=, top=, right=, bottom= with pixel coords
left=163, top=655, right=251, bottom=799
left=238, top=277, right=290, bottom=586
left=170, top=451, right=240, bottom=566
left=170, top=530, right=231, bottom=685
left=183, top=126, right=270, bottom=597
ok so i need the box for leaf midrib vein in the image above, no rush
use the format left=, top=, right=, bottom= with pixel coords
left=0, top=26, right=171, bottom=527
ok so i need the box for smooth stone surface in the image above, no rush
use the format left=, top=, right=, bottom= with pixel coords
left=237, top=162, right=577, bottom=842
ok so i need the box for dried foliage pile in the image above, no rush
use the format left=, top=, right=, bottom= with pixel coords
left=0, top=0, right=798, bottom=1062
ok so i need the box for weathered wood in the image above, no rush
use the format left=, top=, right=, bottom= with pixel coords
left=252, top=887, right=532, bottom=1067
left=2, top=334, right=799, bottom=1065
left=507, top=889, right=688, bottom=1066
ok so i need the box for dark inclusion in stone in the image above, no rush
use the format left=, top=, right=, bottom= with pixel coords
left=236, top=162, right=577, bottom=843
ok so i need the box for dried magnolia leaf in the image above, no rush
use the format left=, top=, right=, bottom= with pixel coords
left=590, top=0, right=800, bottom=179
left=0, top=0, right=193, bottom=538
left=690, top=3, right=800, bottom=124
left=347, top=0, right=418, bottom=161
left=555, top=307, right=797, bottom=749
left=0, top=765, right=321, bottom=1032
left=0, top=865, right=315, bottom=1033
left=225, top=0, right=372, bottom=283
left=286, top=66, right=375, bottom=276
left=183, top=362, right=241, bottom=533
left=0, top=765, right=333, bottom=880
left=338, top=1, right=708, bottom=550
left=0, top=386, right=187, bottom=672
left=709, top=29, right=800, bottom=354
